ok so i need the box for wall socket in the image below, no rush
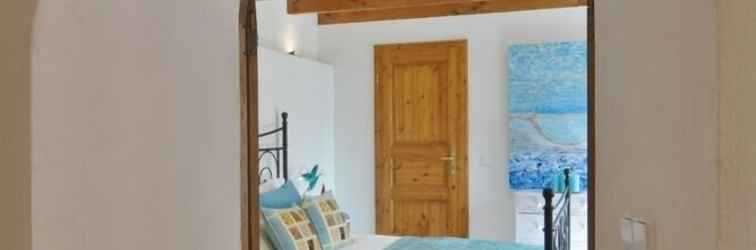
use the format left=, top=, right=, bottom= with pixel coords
left=621, top=216, right=648, bottom=250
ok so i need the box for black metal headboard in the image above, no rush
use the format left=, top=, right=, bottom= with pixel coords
left=544, top=168, right=573, bottom=250
left=258, top=112, right=288, bottom=183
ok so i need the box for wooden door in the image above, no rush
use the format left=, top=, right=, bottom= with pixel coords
left=375, top=40, right=468, bottom=237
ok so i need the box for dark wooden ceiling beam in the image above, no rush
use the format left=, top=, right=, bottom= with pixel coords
left=317, top=0, right=586, bottom=25
left=288, top=0, right=494, bottom=14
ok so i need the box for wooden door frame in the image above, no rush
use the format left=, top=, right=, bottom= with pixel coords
left=243, top=1, right=596, bottom=250
left=587, top=1, right=595, bottom=250
left=240, top=1, right=258, bottom=250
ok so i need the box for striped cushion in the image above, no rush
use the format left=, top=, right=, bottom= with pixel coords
left=260, top=213, right=274, bottom=250
left=262, top=206, right=323, bottom=250
left=302, top=192, right=352, bottom=250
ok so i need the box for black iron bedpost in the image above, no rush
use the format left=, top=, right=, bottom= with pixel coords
left=281, top=112, right=289, bottom=180
left=543, top=188, right=555, bottom=250
left=564, top=168, right=571, bottom=250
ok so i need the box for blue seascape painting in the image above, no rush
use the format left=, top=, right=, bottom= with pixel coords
left=508, top=42, right=588, bottom=192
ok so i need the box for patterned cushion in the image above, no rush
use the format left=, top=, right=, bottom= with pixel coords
left=262, top=206, right=323, bottom=250
left=260, top=213, right=274, bottom=250
left=302, top=192, right=352, bottom=249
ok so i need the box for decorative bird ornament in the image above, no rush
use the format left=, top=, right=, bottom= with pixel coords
left=301, top=164, right=321, bottom=192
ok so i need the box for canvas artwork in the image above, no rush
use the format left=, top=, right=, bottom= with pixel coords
left=507, top=41, right=588, bottom=191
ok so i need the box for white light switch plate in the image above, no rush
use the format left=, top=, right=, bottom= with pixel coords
left=622, top=216, right=649, bottom=250
left=632, top=220, right=648, bottom=250
left=621, top=218, right=634, bottom=250
left=480, top=155, right=493, bottom=168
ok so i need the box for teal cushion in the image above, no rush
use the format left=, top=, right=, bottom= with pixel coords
left=302, top=192, right=352, bottom=250
left=552, top=172, right=566, bottom=193
left=262, top=206, right=323, bottom=250
left=260, top=181, right=302, bottom=209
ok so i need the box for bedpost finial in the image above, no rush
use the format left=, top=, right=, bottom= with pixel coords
left=543, top=188, right=555, bottom=200
left=282, top=112, right=288, bottom=120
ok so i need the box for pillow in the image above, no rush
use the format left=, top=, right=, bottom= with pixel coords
left=260, top=178, right=285, bottom=194
left=260, top=237, right=273, bottom=250
left=260, top=181, right=302, bottom=209
left=260, top=213, right=274, bottom=250
left=302, top=192, right=352, bottom=250
left=551, top=172, right=566, bottom=193
left=262, top=206, right=323, bottom=250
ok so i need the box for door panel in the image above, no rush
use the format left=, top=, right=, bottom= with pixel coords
left=375, top=40, right=468, bottom=237
left=393, top=200, right=450, bottom=236
left=392, top=62, right=449, bottom=144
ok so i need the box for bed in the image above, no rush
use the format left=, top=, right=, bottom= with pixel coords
left=259, top=113, right=574, bottom=250
left=341, top=235, right=398, bottom=250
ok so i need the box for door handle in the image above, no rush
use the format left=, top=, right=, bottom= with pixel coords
left=440, top=155, right=456, bottom=176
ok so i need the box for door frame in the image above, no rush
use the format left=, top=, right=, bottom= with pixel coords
left=240, top=1, right=258, bottom=250
left=587, top=1, right=596, bottom=250
left=374, top=40, right=469, bottom=237
left=243, top=1, right=596, bottom=249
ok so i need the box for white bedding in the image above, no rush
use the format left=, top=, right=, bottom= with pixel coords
left=340, top=234, right=401, bottom=250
